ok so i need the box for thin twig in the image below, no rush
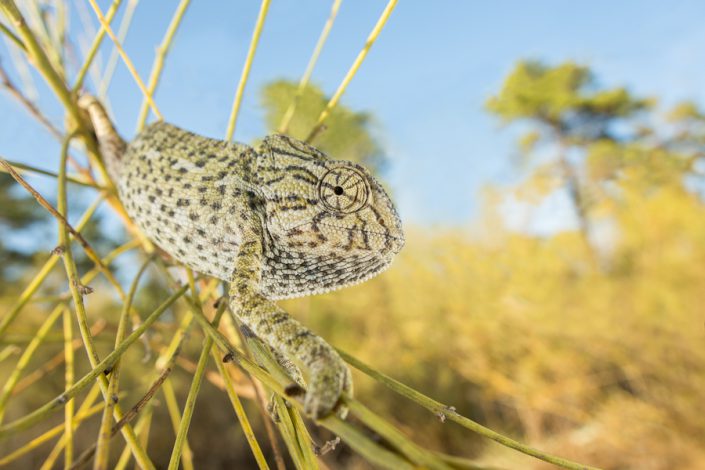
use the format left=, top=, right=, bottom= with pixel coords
left=225, top=0, right=271, bottom=141
left=72, top=0, right=123, bottom=92
left=210, top=347, right=270, bottom=470
left=97, top=0, right=139, bottom=99
left=0, top=19, right=25, bottom=50
left=62, top=304, right=75, bottom=468
left=85, top=0, right=162, bottom=119
left=94, top=257, right=152, bottom=470
left=0, top=60, right=61, bottom=137
left=167, top=304, right=226, bottom=470
left=135, top=0, right=191, bottom=132
left=338, top=350, right=602, bottom=470
left=306, top=0, right=398, bottom=143
left=278, top=0, right=342, bottom=134
left=0, top=156, right=106, bottom=189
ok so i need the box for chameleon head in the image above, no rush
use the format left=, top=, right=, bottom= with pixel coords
left=257, top=134, right=404, bottom=299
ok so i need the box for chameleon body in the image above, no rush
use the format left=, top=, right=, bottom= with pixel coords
left=79, top=96, right=404, bottom=418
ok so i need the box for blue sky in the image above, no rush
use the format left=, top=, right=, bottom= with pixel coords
left=2, top=0, right=705, bottom=228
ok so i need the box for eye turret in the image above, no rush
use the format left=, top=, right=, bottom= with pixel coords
left=318, top=166, right=370, bottom=214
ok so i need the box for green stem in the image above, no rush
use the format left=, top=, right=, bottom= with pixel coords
left=306, top=0, right=397, bottom=142
left=0, top=19, right=25, bottom=51
left=278, top=0, right=341, bottom=133
left=62, top=304, right=74, bottom=469
left=345, top=398, right=452, bottom=470
left=135, top=0, right=191, bottom=131
left=0, top=157, right=107, bottom=189
left=167, top=304, right=226, bottom=470
left=225, top=0, right=270, bottom=140
left=210, top=348, right=270, bottom=470
left=338, top=350, right=602, bottom=470
left=71, top=0, right=123, bottom=92
left=93, top=257, right=152, bottom=470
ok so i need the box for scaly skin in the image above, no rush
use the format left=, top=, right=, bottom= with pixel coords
left=79, top=95, right=404, bottom=418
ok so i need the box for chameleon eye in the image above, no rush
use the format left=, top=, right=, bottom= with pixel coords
left=318, top=166, right=369, bottom=214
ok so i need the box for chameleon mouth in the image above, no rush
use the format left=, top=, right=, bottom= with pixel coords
left=318, top=223, right=403, bottom=241
left=286, top=220, right=402, bottom=241
left=318, top=223, right=405, bottom=254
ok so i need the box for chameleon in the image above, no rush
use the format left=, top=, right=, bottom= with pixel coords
left=78, top=95, right=404, bottom=419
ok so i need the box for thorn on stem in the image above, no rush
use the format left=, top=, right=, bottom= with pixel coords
left=314, top=437, right=340, bottom=456
left=72, top=278, right=94, bottom=295
left=436, top=405, right=456, bottom=423
left=78, top=284, right=94, bottom=295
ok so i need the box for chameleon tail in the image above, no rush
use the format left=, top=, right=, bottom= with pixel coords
left=78, top=95, right=126, bottom=183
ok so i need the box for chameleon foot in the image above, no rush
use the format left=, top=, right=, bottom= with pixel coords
left=304, top=351, right=353, bottom=420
